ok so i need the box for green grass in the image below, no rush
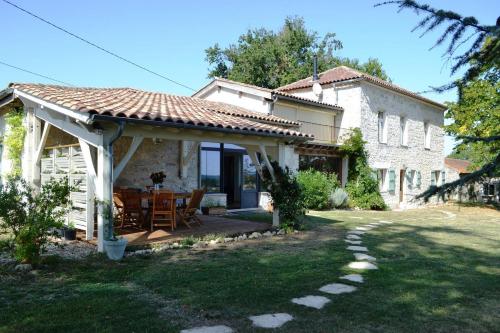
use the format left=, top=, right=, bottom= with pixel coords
left=0, top=206, right=499, bottom=332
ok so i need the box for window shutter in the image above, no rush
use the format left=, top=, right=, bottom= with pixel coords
left=388, top=169, right=396, bottom=192
left=416, top=171, right=421, bottom=189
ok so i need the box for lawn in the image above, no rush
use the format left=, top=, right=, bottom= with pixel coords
left=0, top=206, right=499, bottom=332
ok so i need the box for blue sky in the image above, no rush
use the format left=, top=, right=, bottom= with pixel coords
left=1, top=0, right=498, bottom=154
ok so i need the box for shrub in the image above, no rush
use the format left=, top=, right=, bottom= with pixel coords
left=330, top=188, right=348, bottom=208
left=0, top=177, right=72, bottom=263
left=263, top=161, right=305, bottom=229
left=297, top=169, right=340, bottom=210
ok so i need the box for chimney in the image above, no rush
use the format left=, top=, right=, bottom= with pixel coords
left=313, top=54, right=319, bottom=81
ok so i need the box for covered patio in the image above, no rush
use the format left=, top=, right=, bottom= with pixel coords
left=1, top=83, right=311, bottom=252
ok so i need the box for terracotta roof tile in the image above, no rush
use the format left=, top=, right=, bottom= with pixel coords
left=445, top=158, right=473, bottom=174
left=278, top=66, right=447, bottom=110
left=10, top=83, right=312, bottom=139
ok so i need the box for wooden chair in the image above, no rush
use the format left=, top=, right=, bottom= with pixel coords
left=119, top=188, right=145, bottom=229
left=150, top=190, right=176, bottom=231
left=112, top=191, right=124, bottom=224
left=177, top=189, right=205, bottom=229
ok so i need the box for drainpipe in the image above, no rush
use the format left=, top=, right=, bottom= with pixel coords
left=107, top=120, right=125, bottom=239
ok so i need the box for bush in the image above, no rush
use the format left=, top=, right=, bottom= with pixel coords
left=263, top=161, right=305, bottom=229
left=297, top=169, right=340, bottom=210
left=0, top=177, right=72, bottom=263
left=330, top=188, right=348, bottom=208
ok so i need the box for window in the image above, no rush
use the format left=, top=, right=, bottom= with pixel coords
left=299, top=155, right=342, bottom=177
left=378, top=112, right=387, bottom=143
left=431, top=170, right=441, bottom=187
left=242, top=155, right=257, bottom=190
left=424, top=122, right=431, bottom=149
left=377, top=169, right=387, bottom=191
left=407, top=170, right=415, bottom=190
left=200, top=144, right=221, bottom=193
left=400, top=117, right=408, bottom=146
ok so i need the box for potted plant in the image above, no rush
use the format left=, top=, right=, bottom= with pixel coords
left=150, top=171, right=166, bottom=190
left=63, top=222, right=77, bottom=241
left=104, top=235, right=128, bottom=261
left=201, top=198, right=227, bottom=216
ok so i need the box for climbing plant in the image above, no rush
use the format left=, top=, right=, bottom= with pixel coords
left=3, top=106, right=26, bottom=176
left=340, top=128, right=387, bottom=210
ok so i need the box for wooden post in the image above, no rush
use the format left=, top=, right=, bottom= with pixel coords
left=30, top=114, right=42, bottom=187
left=96, top=144, right=112, bottom=252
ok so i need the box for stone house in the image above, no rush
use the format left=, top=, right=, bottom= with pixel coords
left=194, top=66, right=448, bottom=209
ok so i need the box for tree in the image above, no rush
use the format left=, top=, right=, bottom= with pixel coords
left=446, top=78, right=500, bottom=169
left=377, top=0, right=500, bottom=200
left=205, top=16, right=389, bottom=89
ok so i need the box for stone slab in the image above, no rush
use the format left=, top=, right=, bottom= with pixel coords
left=340, top=274, right=364, bottom=283
left=355, top=227, right=370, bottom=231
left=319, top=283, right=357, bottom=294
left=347, top=246, right=368, bottom=252
left=248, top=313, right=293, bottom=329
left=181, top=325, right=233, bottom=333
left=347, top=231, right=365, bottom=235
left=353, top=253, right=376, bottom=261
left=291, top=295, right=331, bottom=309
left=348, top=261, right=378, bottom=270
left=346, top=234, right=362, bottom=240
left=345, top=239, right=362, bottom=245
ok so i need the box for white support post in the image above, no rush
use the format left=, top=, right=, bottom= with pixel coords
left=341, top=157, right=349, bottom=188
left=79, top=139, right=97, bottom=241
left=113, top=136, right=143, bottom=182
left=96, top=144, right=112, bottom=252
left=259, top=144, right=275, bottom=182
left=30, top=114, right=42, bottom=186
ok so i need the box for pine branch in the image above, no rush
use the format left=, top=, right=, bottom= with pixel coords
left=459, top=135, right=500, bottom=143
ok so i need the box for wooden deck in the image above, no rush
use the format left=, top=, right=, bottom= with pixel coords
left=83, top=215, right=270, bottom=247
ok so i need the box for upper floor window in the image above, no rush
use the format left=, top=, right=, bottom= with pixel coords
left=378, top=111, right=387, bottom=143
left=424, top=122, right=431, bottom=149
left=400, top=117, right=408, bottom=146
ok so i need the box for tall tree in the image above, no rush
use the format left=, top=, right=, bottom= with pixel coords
left=377, top=0, right=500, bottom=200
left=205, top=17, right=389, bottom=89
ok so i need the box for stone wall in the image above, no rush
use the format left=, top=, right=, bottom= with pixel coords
left=114, top=137, right=199, bottom=192
left=360, top=82, right=445, bottom=208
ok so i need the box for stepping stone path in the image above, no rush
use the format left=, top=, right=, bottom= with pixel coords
left=348, top=261, right=378, bottom=270
left=347, top=245, right=368, bottom=252
left=353, top=253, right=376, bottom=261
left=346, top=234, right=361, bottom=240
left=345, top=239, right=362, bottom=245
left=340, top=274, right=364, bottom=283
left=320, top=283, right=357, bottom=294
left=180, top=326, right=233, bottom=333
left=248, top=313, right=293, bottom=329
left=291, top=295, right=331, bottom=309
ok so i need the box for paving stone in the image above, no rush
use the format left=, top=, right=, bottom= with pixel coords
left=291, top=295, right=331, bottom=309
left=348, top=261, right=378, bottom=270
left=348, top=216, right=363, bottom=219
left=348, top=231, right=365, bottom=235
left=379, top=220, right=393, bottom=224
left=355, top=227, right=370, bottom=231
left=346, top=234, right=362, bottom=240
left=319, top=283, right=357, bottom=294
left=353, top=253, right=376, bottom=261
left=180, top=325, right=233, bottom=333
left=340, top=274, right=364, bottom=283
left=345, top=239, right=362, bottom=245
left=347, top=246, right=368, bottom=252
left=248, top=313, right=293, bottom=329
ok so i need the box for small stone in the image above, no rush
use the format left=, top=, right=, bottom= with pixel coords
left=262, top=231, right=272, bottom=237
left=180, top=325, right=234, bottom=333
left=319, top=283, right=357, bottom=294
left=241, top=234, right=247, bottom=240
left=353, top=253, right=376, bottom=261
left=172, top=243, right=180, bottom=248
left=15, top=263, right=32, bottom=272
left=249, top=232, right=262, bottom=239
left=340, top=274, right=364, bottom=283
left=277, top=229, right=286, bottom=235
left=355, top=227, right=370, bottom=231
left=208, top=239, right=218, bottom=246
left=347, top=246, right=368, bottom=252
left=224, top=237, right=233, bottom=242
left=348, top=261, right=378, bottom=270
left=379, top=220, right=393, bottom=224
left=346, top=234, right=361, bottom=240
left=291, top=295, right=330, bottom=309
left=348, top=231, right=365, bottom=235
left=345, top=239, right=362, bottom=245
left=248, top=313, right=293, bottom=329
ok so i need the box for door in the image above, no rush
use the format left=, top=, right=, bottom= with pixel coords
left=399, top=169, right=405, bottom=203
left=223, top=154, right=241, bottom=209
left=241, top=154, right=258, bottom=208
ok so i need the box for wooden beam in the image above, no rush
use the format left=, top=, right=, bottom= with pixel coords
left=79, top=139, right=97, bottom=189
left=259, top=144, right=275, bottom=182
left=113, top=136, right=143, bottom=182
left=33, top=122, right=51, bottom=167
left=247, top=149, right=264, bottom=180
left=179, top=141, right=199, bottom=179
